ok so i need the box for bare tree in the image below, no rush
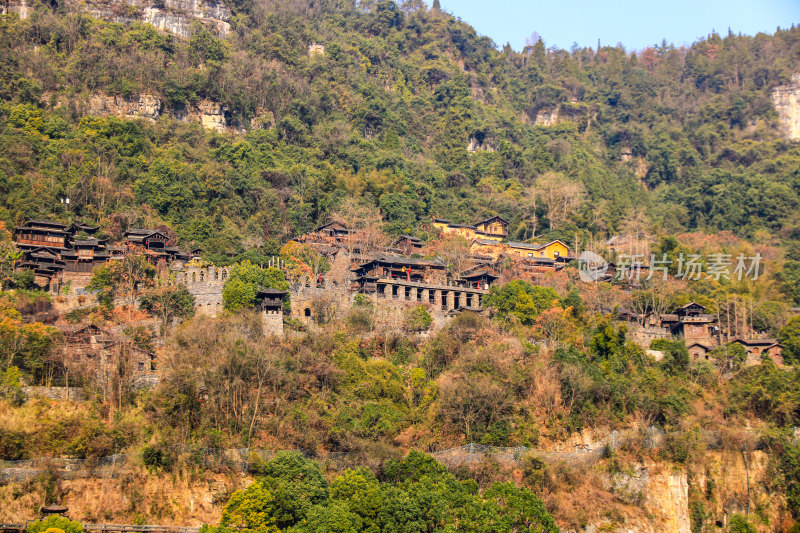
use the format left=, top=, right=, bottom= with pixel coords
left=522, top=187, right=539, bottom=239
left=429, top=234, right=471, bottom=279
left=621, top=208, right=652, bottom=259
left=332, top=197, right=389, bottom=255
left=536, top=172, right=587, bottom=231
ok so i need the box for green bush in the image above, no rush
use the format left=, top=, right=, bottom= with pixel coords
left=26, top=516, right=84, bottom=533
left=141, top=443, right=176, bottom=471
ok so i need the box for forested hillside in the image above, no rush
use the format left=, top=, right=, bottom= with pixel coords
left=0, top=0, right=799, bottom=259
left=3, top=3, right=800, bottom=530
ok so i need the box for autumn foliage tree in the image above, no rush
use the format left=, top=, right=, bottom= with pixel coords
left=279, top=241, right=330, bottom=285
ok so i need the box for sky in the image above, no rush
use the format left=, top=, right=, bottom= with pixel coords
left=436, top=0, right=800, bottom=52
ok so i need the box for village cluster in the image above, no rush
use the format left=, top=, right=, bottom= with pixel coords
left=10, top=214, right=786, bottom=393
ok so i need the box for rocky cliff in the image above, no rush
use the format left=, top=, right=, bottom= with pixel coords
left=772, top=73, right=800, bottom=140
left=2, top=0, right=231, bottom=37
left=57, top=92, right=274, bottom=133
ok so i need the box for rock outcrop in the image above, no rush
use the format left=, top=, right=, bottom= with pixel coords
left=86, top=93, right=164, bottom=121
left=2, top=0, right=231, bottom=38
left=74, top=92, right=250, bottom=132
left=534, top=107, right=559, bottom=126
left=771, top=73, right=800, bottom=140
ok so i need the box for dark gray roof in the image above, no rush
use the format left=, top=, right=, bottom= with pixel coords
left=21, top=219, right=69, bottom=229
left=447, top=223, right=476, bottom=229
left=474, top=215, right=509, bottom=225
left=506, top=241, right=543, bottom=250
left=731, top=338, right=780, bottom=346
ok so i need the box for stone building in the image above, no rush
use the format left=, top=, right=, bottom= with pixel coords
left=256, top=288, right=287, bottom=336
left=730, top=338, right=784, bottom=366
left=179, top=265, right=230, bottom=317
left=660, top=302, right=717, bottom=343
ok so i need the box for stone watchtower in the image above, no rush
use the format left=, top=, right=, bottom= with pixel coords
left=255, top=288, right=287, bottom=336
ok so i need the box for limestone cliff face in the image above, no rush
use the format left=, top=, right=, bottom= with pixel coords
left=772, top=73, right=800, bottom=140
left=604, top=463, right=690, bottom=533
left=2, top=0, right=230, bottom=37
left=73, top=92, right=262, bottom=133
left=86, top=93, right=164, bottom=121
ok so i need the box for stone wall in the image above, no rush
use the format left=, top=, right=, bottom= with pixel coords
left=627, top=324, right=671, bottom=349
left=290, top=282, right=352, bottom=324
left=179, top=266, right=230, bottom=317
left=22, top=386, right=86, bottom=401
left=175, top=256, right=486, bottom=335
left=260, top=309, right=283, bottom=337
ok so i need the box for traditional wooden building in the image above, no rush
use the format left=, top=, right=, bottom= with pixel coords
left=13, top=220, right=72, bottom=250
left=124, top=229, right=188, bottom=263
left=393, top=235, right=424, bottom=255
left=256, top=288, right=288, bottom=312
left=352, top=254, right=448, bottom=288
left=18, top=247, right=66, bottom=284
left=124, top=228, right=170, bottom=250
left=71, top=221, right=100, bottom=235
left=13, top=219, right=112, bottom=287
left=314, top=221, right=351, bottom=239
left=473, top=216, right=509, bottom=241
left=61, top=238, right=110, bottom=273
left=458, top=269, right=499, bottom=290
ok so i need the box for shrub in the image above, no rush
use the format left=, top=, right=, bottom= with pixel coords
left=26, top=516, right=83, bottom=533
left=404, top=304, right=432, bottom=332
left=141, top=443, right=176, bottom=471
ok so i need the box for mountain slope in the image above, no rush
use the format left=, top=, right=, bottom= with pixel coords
left=0, top=1, right=798, bottom=261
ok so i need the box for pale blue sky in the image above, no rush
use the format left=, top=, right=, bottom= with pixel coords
left=436, top=0, right=800, bottom=52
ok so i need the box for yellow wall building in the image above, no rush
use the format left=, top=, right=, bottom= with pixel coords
left=433, top=216, right=509, bottom=242
left=505, top=240, right=571, bottom=260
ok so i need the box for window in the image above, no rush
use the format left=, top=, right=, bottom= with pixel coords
left=150, top=362, right=156, bottom=372
left=138, top=362, right=144, bottom=371
left=304, top=308, right=311, bottom=317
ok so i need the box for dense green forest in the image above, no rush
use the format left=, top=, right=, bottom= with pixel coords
left=0, top=0, right=799, bottom=259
